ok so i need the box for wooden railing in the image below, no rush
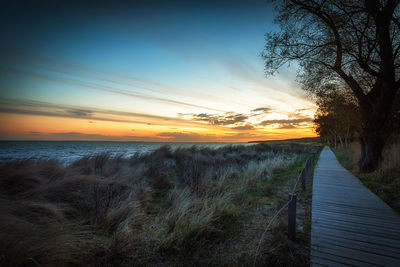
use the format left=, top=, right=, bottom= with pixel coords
left=253, top=150, right=321, bottom=266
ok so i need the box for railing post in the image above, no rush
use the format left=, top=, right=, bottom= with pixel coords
left=288, top=194, right=297, bottom=240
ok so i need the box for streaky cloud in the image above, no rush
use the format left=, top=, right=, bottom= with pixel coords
left=231, top=124, right=254, bottom=130
left=251, top=107, right=271, bottom=113
left=259, top=118, right=313, bottom=129
left=0, top=66, right=225, bottom=112
left=0, top=98, right=208, bottom=127
left=182, top=112, right=249, bottom=126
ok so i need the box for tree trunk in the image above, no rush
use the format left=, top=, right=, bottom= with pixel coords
left=334, top=134, right=337, bottom=149
left=338, top=135, right=343, bottom=147
left=358, top=131, right=385, bottom=172
left=355, top=81, right=397, bottom=172
left=345, top=123, right=350, bottom=148
left=357, top=94, right=391, bottom=172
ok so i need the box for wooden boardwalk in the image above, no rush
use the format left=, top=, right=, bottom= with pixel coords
left=311, top=147, right=400, bottom=266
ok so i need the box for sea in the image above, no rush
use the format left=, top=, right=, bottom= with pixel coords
left=0, top=141, right=245, bottom=165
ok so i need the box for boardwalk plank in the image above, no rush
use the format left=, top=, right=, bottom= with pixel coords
left=312, top=219, right=400, bottom=238
left=311, top=255, right=353, bottom=267
left=311, top=243, right=397, bottom=266
left=311, top=210, right=400, bottom=228
left=311, top=147, right=400, bottom=266
left=311, top=250, right=377, bottom=267
left=312, top=224, right=400, bottom=248
left=311, top=233, right=400, bottom=258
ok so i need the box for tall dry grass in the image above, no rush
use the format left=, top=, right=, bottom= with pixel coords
left=381, top=143, right=400, bottom=174
left=342, top=142, right=400, bottom=174
left=0, top=143, right=313, bottom=266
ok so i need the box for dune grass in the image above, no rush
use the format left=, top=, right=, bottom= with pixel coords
left=0, top=143, right=321, bottom=266
left=333, top=143, right=400, bottom=213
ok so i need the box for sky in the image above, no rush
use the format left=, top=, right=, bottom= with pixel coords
left=0, top=0, right=317, bottom=142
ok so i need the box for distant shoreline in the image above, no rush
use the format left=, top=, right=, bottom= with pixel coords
left=0, top=141, right=248, bottom=164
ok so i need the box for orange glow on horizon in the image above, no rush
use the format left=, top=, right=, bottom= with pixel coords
left=0, top=113, right=317, bottom=142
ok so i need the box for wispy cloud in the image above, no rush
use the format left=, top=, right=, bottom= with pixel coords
left=181, top=107, right=314, bottom=130
left=0, top=65, right=225, bottom=112
left=66, top=109, right=93, bottom=117
left=251, top=107, right=271, bottom=113
left=0, top=98, right=207, bottom=127
left=185, top=112, right=249, bottom=126
left=231, top=124, right=254, bottom=130
left=259, top=118, right=313, bottom=128
left=180, top=106, right=271, bottom=127
left=0, top=97, right=315, bottom=133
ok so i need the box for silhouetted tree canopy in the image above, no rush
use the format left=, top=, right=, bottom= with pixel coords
left=314, top=88, right=359, bottom=148
left=263, top=0, right=400, bottom=172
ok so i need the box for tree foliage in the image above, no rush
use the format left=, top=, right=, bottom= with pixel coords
left=263, top=0, right=400, bottom=172
left=314, top=89, right=359, bottom=148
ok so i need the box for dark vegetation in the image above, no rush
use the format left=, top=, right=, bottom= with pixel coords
left=314, top=90, right=359, bottom=148
left=333, top=142, right=400, bottom=213
left=263, top=0, right=400, bottom=172
left=0, top=143, right=321, bottom=266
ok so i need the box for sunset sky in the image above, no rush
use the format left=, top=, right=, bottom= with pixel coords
left=0, top=0, right=317, bottom=142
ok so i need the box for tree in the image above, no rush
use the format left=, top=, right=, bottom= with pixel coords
left=314, top=89, right=359, bottom=148
left=263, top=0, right=400, bottom=172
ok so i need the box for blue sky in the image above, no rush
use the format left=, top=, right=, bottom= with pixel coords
left=0, top=0, right=316, bottom=141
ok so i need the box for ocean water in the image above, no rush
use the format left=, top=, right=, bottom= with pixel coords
left=0, top=141, right=244, bottom=165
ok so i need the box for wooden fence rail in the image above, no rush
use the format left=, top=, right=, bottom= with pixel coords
left=288, top=151, right=320, bottom=241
